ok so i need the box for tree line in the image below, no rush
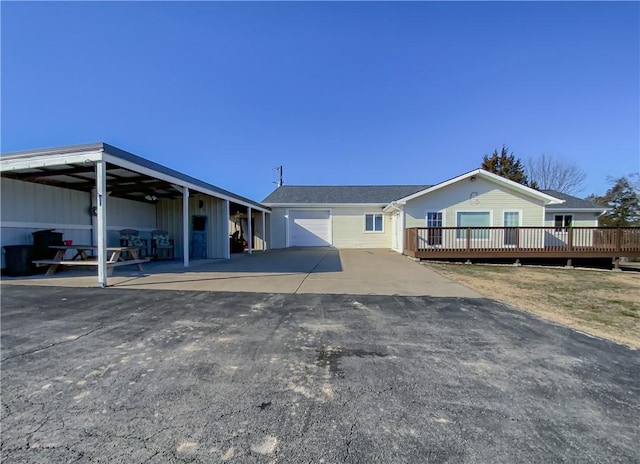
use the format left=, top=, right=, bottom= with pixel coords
left=481, top=145, right=639, bottom=226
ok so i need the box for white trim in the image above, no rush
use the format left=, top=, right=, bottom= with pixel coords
left=425, top=210, right=446, bottom=228
left=395, top=169, right=564, bottom=205
left=502, top=210, right=522, bottom=247
left=265, top=203, right=386, bottom=208
left=502, top=209, right=523, bottom=227
left=545, top=208, right=607, bottom=212
left=363, top=212, right=384, bottom=233
left=1, top=221, right=94, bottom=230
left=0, top=150, right=103, bottom=172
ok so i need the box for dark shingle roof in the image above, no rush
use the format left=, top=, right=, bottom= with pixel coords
left=263, top=185, right=432, bottom=204
left=541, top=190, right=605, bottom=209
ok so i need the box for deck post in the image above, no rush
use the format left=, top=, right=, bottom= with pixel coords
left=566, top=258, right=573, bottom=269
left=567, top=228, right=574, bottom=251
left=466, top=228, right=471, bottom=251
left=613, top=257, right=621, bottom=271
left=96, top=160, right=108, bottom=288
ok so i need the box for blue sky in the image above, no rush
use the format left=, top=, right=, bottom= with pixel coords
left=2, top=1, right=638, bottom=202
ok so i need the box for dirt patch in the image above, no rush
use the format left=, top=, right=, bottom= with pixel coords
left=426, top=263, right=640, bottom=349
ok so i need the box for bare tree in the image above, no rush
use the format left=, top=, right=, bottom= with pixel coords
left=526, top=153, right=587, bottom=194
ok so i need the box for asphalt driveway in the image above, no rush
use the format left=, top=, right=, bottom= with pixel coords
left=2, top=285, right=638, bottom=463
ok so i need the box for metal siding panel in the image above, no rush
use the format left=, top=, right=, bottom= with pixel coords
left=1, top=178, right=90, bottom=224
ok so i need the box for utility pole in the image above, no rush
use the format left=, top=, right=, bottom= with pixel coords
left=275, top=165, right=283, bottom=187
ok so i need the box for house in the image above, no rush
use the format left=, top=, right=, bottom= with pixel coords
left=262, top=168, right=608, bottom=253
left=1, top=143, right=271, bottom=286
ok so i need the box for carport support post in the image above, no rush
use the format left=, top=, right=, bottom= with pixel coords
left=247, top=207, right=252, bottom=254
left=183, top=187, right=189, bottom=267
left=262, top=211, right=267, bottom=251
left=223, top=200, right=231, bottom=259
left=96, top=161, right=108, bottom=287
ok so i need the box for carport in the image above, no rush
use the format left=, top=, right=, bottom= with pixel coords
left=0, top=143, right=270, bottom=287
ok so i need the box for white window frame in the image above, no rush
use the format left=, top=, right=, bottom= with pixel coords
left=502, top=209, right=522, bottom=227
left=425, top=210, right=446, bottom=247
left=455, top=210, right=492, bottom=240
left=364, top=212, right=384, bottom=233
left=502, top=210, right=522, bottom=247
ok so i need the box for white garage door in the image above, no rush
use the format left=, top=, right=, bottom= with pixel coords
left=289, top=210, right=331, bottom=247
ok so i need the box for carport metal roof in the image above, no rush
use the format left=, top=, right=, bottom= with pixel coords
left=1, top=143, right=270, bottom=287
left=0, top=142, right=270, bottom=213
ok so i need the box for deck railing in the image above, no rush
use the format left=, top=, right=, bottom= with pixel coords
left=404, top=227, right=640, bottom=258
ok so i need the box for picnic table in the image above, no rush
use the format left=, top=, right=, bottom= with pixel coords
left=33, top=245, right=150, bottom=276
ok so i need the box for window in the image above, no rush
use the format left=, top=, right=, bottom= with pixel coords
left=365, top=213, right=383, bottom=232
left=456, top=211, right=490, bottom=239
left=554, top=214, right=573, bottom=232
left=426, top=212, right=443, bottom=245
left=503, top=211, right=520, bottom=246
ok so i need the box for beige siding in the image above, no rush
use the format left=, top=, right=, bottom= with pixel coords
left=331, top=207, right=391, bottom=248
left=269, top=206, right=391, bottom=249
left=404, top=177, right=545, bottom=228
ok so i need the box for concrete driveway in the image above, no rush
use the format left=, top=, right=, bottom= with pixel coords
left=1, top=248, right=479, bottom=297
left=2, top=285, right=639, bottom=463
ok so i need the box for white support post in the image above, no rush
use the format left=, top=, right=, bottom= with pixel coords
left=400, top=209, right=406, bottom=253
left=247, top=207, right=252, bottom=254
left=262, top=211, right=267, bottom=251
left=96, top=161, right=108, bottom=287
left=223, top=200, right=231, bottom=259
left=183, top=187, right=190, bottom=267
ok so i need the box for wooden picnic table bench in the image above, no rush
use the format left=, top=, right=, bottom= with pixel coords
left=33, top=245, right=150, bottom=276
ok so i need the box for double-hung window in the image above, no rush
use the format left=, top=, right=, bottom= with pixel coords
left=365, top=213, right=383, bottom=232
left=554, top=214, right=573, bottom=232
left=426, top=212, right=443, bottom=245
left=456, top=211, right=490, bottom=239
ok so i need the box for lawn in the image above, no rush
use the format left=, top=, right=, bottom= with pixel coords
left=426, top=263, right=640, bottom=349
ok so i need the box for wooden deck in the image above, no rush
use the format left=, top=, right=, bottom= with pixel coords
left=404, top=227, right=640, bottom=268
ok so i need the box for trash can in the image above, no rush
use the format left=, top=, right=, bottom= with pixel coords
left=3, top=245, right=35, bottom=277
left=32, top=230, right=63, bottom=260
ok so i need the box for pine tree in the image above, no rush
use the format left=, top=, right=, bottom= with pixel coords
left=481, top=145, right=534, bottom=187
left=587, top=176, right=640, bottom=226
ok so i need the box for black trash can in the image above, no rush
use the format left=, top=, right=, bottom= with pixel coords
left=32, top=230, right=63, bottom=260
left=3, top=245, right=35, bottom=277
